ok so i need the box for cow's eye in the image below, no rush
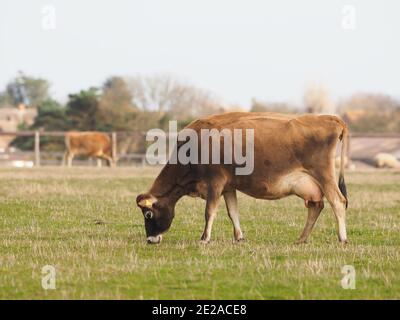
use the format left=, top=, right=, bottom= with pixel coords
left=144, top=210, right=153, bottom=219
left=152, top=202, right=161, bottom=210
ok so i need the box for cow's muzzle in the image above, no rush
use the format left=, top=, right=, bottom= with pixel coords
left=147, top=235, right=162, bottom=244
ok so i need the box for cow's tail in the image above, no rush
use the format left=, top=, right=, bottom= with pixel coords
left=338, top=124, right=348, bottom=209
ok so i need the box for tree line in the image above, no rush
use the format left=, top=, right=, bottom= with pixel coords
left=1, top=73, right=399, bottom=152
left=252, top=85, right=400, bottom=133
left=0, top=72, right=223, bottom=152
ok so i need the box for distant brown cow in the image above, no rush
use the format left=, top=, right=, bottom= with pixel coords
left=63, top=132, right=115, bottom=167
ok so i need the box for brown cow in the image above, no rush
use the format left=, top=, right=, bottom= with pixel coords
left=63, top=132, right=115, bottom=167
left=137, top=112, right=349, bottom=244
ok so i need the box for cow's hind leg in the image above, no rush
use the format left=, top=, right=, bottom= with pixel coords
left=295, top=200, right=324, bottom=244
left=104, top=155, right=115, bottom=167
left=99, top=154, right=115, bottom=167
left=323, top=180, right=348, bottom=243
left=223, top=190, right=244, bottom=241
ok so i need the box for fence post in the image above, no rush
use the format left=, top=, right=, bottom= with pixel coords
left=111, top=132, right=117, bottom=165
left=34, top=130, right=40, bottom=167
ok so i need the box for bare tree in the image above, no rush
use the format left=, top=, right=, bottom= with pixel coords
left=304, top=85, right=335, bottom=114
left=127, top=75, right=175, bottom=111
left=126, top=75, right=221, bottom=119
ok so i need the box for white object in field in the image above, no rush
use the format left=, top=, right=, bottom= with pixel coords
left=374, top=153, right=400, bottom=168
left=12, top=160, right=34, bottom=168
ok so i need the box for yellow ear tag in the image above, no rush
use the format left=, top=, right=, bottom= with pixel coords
left=145, top=199, right=152, bottom=207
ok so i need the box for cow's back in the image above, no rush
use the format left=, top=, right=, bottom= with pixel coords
left=186, top=113, right=343, bottom=164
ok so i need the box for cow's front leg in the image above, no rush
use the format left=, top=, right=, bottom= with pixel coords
left=321, top=176, right=348, bottom=243
left=67, top=152, right=74, bottom=167
left=96, top=158, right=102, bottom=167
left=62, top=151, right=68, bottom=166
left=200, top=189, right=221, bottom=244
left=223, top=190, right=244, bottom=241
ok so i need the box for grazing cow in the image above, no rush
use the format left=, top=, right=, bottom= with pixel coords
left=374, top=153, right=400, bottom=168
left=63, top=132, right=115, bottom=167
left=137, top=112, right=349, bottom=244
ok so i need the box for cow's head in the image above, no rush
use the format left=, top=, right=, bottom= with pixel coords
left=136, top=193, right=175, bottom=244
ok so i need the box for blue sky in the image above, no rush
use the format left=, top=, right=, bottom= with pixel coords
left=0, top=0, right=399, bottom=108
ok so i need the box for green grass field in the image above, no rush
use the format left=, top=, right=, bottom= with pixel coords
left=0, top=167, right=399, bottom=299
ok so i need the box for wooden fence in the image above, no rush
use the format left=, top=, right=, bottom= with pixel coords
left=0, top=131, right=147, bottom=166
left=0, top=131, right=399, bottom=167
left=348, top=132, right=400, bottom=163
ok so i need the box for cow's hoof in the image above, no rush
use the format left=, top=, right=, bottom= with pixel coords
left=235, top=237, right=245, bottom=243
left=295, top=239, right=307, bottom=245
left=199, top=239, right=210, bottom=245
left=340, top=240, right=349, bottom=245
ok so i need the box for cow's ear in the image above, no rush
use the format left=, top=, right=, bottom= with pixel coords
left=136, top=194, right=156, bottom=209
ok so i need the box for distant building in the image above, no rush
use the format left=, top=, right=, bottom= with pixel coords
left=0, top=103, right=37, bottom=151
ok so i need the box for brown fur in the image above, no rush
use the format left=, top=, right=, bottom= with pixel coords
left=137, top=112, right=349, bottom=244
left=63, top=132, right=115, bottom=167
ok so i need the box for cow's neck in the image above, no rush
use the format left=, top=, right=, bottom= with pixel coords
left=149, top=163, right=194, bottom=204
